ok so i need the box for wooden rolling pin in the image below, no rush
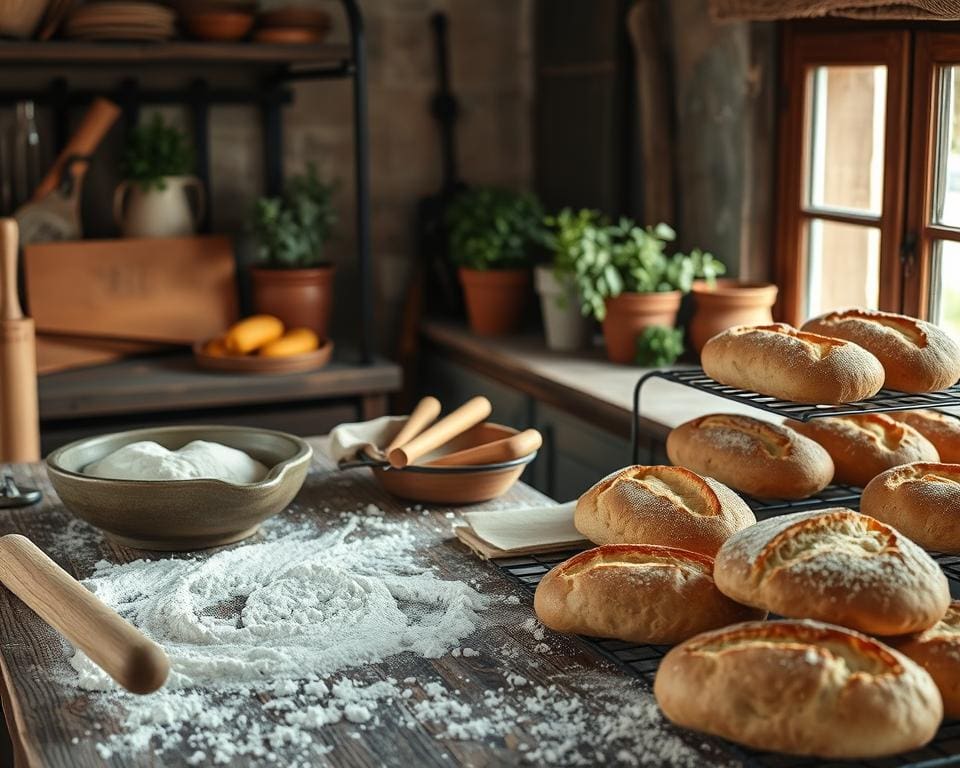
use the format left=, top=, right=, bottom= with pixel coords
left=0, top=535, right=169, bottom=694
left=388, top=396, right=492, bottom=468
left=425, top=428, right=543, bottom=467
left=385, top=396, right=441, bottom=454
left=0, top=218, right=39, bottom=463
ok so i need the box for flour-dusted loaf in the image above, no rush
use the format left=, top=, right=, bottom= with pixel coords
left=666, top=414, right=833, bottom=499
left=533, top=544, right=764, bottom=645
left=891, top=410, right=960, bottom=463
left=700, top=323, right=885, bottom=404
left=892, top=601, right=960, bottom=719
left=654, top=620, right=943, bottom=758
left=861, top=462, right=960, bottom=553
left=802, top=308, right=960, bottom=393
left=574, top=465, right=755, bottom=557
left=791, top=413, right=939, bottom=487
left=713, top=508, right=950, bottom=635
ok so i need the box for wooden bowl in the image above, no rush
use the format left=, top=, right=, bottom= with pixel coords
left=368, top=423, right=536, bottom=504
left=46, top=426, right=312, bottom=551
left=183, top=10, right=254, bottom=41
left=193, top=338, right=333, bottom=374
left=258, top=7, right=330, bottom=32
left=253, top=26, right=319, bottom=44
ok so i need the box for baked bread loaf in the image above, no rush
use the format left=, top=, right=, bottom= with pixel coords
left=791, top=413, right=939, bottom=487
left=861, top=462, right=960, bottom=553
left=666, top=414, right=834, bottom=499
left=533, top=544, right=764, bottom=645
left=714, top=508, right=950, bottom=635
left=701, top=323, right=885, bottom=404
left=802, top=308, right=960, bottom=393
left=892, top=601, right=960, bottom=719
left=891, top=410, right=960, bottom=463
left=654, top=619, right=943, bottom=758
left=574, top=465, right=755, bottom=557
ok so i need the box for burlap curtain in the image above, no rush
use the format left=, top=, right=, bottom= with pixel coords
left=710, top=0, right=960, bottom=19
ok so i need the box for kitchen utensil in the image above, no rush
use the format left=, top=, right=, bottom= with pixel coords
left=24, top=235, right=239, bottom=344
left=0, top=474, right=41, bottom=509
left=183, top=10, right=254, bottom=40
left=0, top=0, right=49, bottom=38
left=192, top=337, right=333, bottom=375
left=0, top=218, right=40, bottom=463
left=0, top=534, right=168, bottom=693
left=114, top=175, right=205, bottom=238
left=253, top=27, right=319, bottom=44
left=424, top=428, right=542, bottom=467
left=46, top=425, right=312, bottom=550
left=384, top=396, right=441, bottom=454
left=387, top=395, right=491, bottom=468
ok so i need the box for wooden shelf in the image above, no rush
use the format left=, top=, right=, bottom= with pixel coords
left=0, top=40, right=352, bottom=66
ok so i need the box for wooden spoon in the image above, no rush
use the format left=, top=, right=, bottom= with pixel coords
left=425, top=428, right=543, bottom=467
left=0, top=535, right=169, bottom=694
left=388, top=396, right=492, bottom=468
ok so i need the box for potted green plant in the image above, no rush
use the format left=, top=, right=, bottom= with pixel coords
left=688, top=279, right=778, bottom=353
left=567, top=216, right=724, bottom=363
left=114, top=114, right=204, bottom=238
left=447, top=186, right=545, bottom=336
left=250, top=166, right=337, bottom=339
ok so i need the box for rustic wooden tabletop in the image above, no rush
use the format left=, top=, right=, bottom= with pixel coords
left=0, top=439, right=735, bottom=768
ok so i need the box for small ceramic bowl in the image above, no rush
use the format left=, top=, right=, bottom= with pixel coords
left=46, top=426, right=312, bottom=551
left=184, top=10, right=254, bottom=41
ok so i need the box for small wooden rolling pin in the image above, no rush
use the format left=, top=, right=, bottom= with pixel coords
left=425, top=428, right=543, bottom=467
left=385, top=396, right=442, bottom=454
left=0, top=535, right=169, bottom=694
left=389, top=396, right=492, bottom=468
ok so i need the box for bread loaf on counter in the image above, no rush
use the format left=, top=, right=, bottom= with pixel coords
left=892, top=601, right=960, bottom=719
left=891, top=410, right=960, bottom=463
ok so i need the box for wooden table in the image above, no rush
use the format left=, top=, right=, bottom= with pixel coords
left=0, top=439, right=730, bottom=768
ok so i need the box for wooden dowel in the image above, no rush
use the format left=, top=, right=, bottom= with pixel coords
left=385, top=396, right=441, bottom=454
left=388, top=396, right=492, bottom=468
left=425, top=428, right=543, bottom=467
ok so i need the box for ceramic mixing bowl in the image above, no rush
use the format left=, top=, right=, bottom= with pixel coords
left=46, top=425, right=312, bottom=551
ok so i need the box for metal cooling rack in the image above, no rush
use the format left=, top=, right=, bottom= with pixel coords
left=493, top=551, right=960, bottom=768
left=743, top=483, right=863, bottom=520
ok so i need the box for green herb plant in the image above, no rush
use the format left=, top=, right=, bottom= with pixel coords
left=121, top=114, right=195, bottom=191
left=251, top=165, right=337, bottom=269
left=635, top=325, right=684, bottom=366
left=446, top=186, right=546, bottom=270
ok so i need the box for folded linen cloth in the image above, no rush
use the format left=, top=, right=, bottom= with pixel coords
left=454, top=501, right=589, bottom=559
left=324, top=416, right=408, bottom=463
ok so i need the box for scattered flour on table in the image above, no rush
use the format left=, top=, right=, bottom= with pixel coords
left=83, top=440, right=268, bottom=483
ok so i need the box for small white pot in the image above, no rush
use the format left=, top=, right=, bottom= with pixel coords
left=535, top=265, right=591, bottom=351
left=114, top=175, right=205, bottom=238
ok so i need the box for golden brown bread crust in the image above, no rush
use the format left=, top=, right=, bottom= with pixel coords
left=891, top=410, right=960, bottom=463
left=701, top=323, right=885, bottom=404
left=891, top=601, right=960, bottom=718
left=533, top=544, right=765, bottom=645
left=574, top=465, right=755, bottom=556
left=791, top=413, right=940, bottom=487
left=714, top=508, right=950, bottom=635
left=654, top=619, right=943, bottom=758
left=666, top=414, right=834, bottom=500
left=802, top=308, right=960, bottom=393
left=861, top=462, right=960, bottom=553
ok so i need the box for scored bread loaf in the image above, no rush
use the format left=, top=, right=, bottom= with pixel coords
left=654, top=619, right=943, bottom=758
left=714, top=508, right=950, bottom=635
left=861, top=462, right=960, bottom=553
left=701, top=323, right=885, bottom=404
left=533, top=544, right=765, bottom=645
left=666, top=414, right=833, bottom=500
left=892, top=601, right=960, bottom=719
left=791, top=413, right=939, bottom=487
left=891, top=410, right=960, bottom=463
left=802, top=308, right=960, bottom=393
left=574, top=465, right=755, bottom=557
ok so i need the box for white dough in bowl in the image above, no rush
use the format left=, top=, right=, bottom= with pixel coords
left=83, top=440, right=269, bottom=484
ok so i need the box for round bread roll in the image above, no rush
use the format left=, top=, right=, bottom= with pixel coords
left=802, top=308, right=960, bottom=393
left=574, top=465, right=755, bottom=557
left=891, top=410, right=960, bottom=463
left=892, top=601, right=960, bottom=719
left=861, top=462, right=960, bottom=553
left=533, top=544, right=764, bottom=645
left=791, top=413, right=939, bottom=487
left=666, top=414, right=834, bottom=499
left=714, top=508, right=950, bottom=635
left=701, top=323, right=885, bottom=404
left=654, top=619, right=943, bottom=758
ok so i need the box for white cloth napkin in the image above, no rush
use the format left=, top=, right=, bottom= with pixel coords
left=457, top=501, right=587, bottom=555
left=324, top=416, right=408, bottom=463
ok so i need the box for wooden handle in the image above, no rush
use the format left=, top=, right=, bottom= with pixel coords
left=425, top=429, right=543, bottom=467
left=31, top=98, right=120, bottom=202
left=0, top=535, right=169, bottom=694
left=388, top=396, right=492, bottom=468
left=0, top=218, right=21, bottom=321
left=385, top=396, right=442, bottom=454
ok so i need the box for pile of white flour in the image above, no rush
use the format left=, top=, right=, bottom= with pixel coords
left=83, top=440, right=268, bottom=484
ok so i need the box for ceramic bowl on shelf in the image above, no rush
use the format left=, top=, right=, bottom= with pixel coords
left=46, top=425, right=312, bottom=551
left=183, top=9, right=255, bottom=41
left=192, top=337, right=334, bottom=374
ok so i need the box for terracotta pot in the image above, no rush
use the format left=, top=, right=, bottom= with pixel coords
left=602, top=291, right=682, bottom=364
left=251, top=266, right=335, bottom=340
left=689, top=279, right=778, bottom=353
left=459, top=267, right=530, bottom=337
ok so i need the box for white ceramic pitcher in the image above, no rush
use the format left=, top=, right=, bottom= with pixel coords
left=114, top=175, right=205, bottom=238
